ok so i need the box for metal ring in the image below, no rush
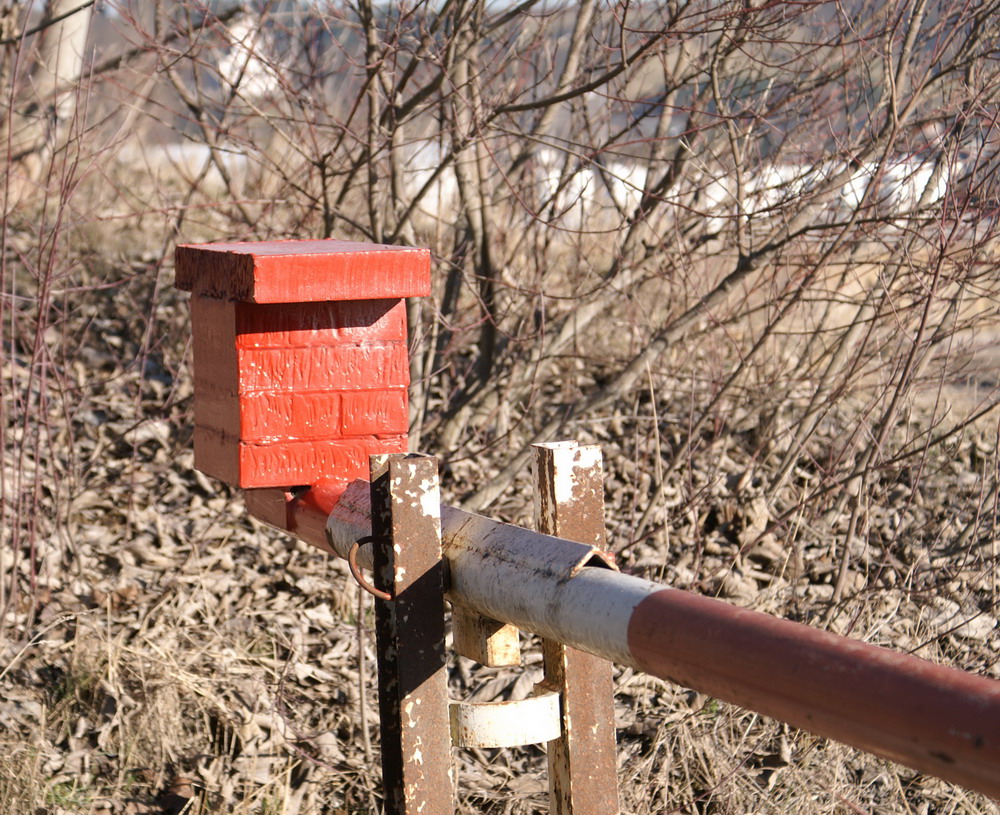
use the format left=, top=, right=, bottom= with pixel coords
left=349, top=535, right=392, bottom=602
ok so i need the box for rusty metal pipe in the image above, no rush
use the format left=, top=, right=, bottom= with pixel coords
left=262, top=481, right=1000, bottom=801
left=626, top=586, right=1000, bottom=799
left=456, top=563, right=1000, bottom=799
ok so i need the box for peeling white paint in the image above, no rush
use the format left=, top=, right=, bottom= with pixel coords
left=450, top=691, right=562, bottom=748
left=417, top=478, right=440, bottom=517
left=321, top=465, right=660, bottom=671
left=551, top=459, right=576, bottom=507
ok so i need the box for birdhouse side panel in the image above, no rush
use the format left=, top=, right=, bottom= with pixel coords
left=233, top=299, right=407, bottom=348
left=234, top=343, right=410, bottom=393
left=341, top=390, right=409, bottom=437
left=190, top=295, right=412, bottom=489
left=234, top=434, right=409, bottom=489
left=191, top=297, right=240, bottom=447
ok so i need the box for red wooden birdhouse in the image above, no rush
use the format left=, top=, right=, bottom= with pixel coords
left=175, top=239, right=430, bottom=498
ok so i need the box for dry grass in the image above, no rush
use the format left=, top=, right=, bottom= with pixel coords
left=3, top=163, right=1000, bottom=811
left=4, top=3, right=1000, bottom=811
left=3, top=431, right=1000, bottom=815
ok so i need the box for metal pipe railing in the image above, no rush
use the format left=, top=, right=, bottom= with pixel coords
left=252, top=478, right=1000, bottom=801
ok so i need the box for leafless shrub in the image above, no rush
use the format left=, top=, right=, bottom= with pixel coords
left=3, top=0, right=1000, bottom=811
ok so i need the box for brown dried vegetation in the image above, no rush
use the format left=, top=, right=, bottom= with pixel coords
left=3, top=0, right=1000, bottom=812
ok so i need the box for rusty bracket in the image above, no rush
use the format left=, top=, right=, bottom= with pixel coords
left=328, top=447, right=621, bottom=813
left=348, top=535, right=392, bottom=601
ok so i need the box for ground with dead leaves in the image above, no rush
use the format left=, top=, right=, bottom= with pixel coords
left=2, top=264, right=999, bottom=815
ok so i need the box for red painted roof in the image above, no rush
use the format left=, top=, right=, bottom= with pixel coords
left=175, top=239, right=431, bottom=303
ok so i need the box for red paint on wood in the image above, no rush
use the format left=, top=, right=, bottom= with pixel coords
left=176, top=240, right=431, bottom=303
left=234, top=299, right=407, bottom=348
left=235, top=485, right=343, bottom=552
left=183, top=239, right=427, bottom=490
left=197, top=389, right=343, bottom=443
left=341, top=391, right=409, bottom=436
left=193, top=342, right=408, bottom=395
left=235, top=344, right=409, bottom=393
left=238, top=435, right=409, bottom=488
left=197, top=387, right=409, bottom=446
left=288, top=481, right=345, bottom=549
left=194, top=426, right=407, bottom=488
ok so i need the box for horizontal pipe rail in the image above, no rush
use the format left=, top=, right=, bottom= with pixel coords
left=249, top=479, right=1000, bottom=801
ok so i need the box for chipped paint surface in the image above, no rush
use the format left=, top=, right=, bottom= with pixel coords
left=371, top=455, right=453, bottom=815
left=533, top=442, right=620, bottom=815
left=446, top=543, right=657, bottom=666
left=543, top=440, right=579, bottom=506
left=418, top=478, right=439, bottom=516
left=323, top=477, right=649, bottom=666
left=532, top=441, right=608, bottom=551
left=325, top=479, right=375, bottom=564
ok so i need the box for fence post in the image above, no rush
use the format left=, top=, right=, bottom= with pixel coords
left=533, top=442, right=620, bottom=815
left=370, top=453, right=454, bottom=815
